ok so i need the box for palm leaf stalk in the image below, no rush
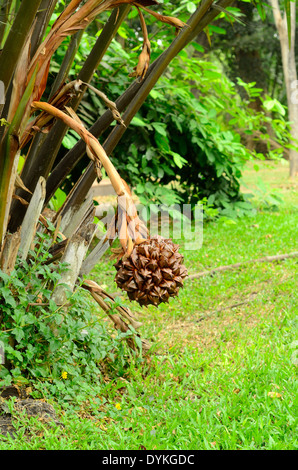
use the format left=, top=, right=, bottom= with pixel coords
left=0, top=0, right=42, bottom=104
left=30, top=0, right=59, bottom=59
left=0, top=0, right=228, bottom=267
left=0, top=68, right=38, bottom=249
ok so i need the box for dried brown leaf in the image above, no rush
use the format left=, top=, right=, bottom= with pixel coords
left=139, top=6, right=186, bottom=31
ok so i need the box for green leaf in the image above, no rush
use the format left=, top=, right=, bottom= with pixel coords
left=152, top=122, right=167, bottom=137
left=157, top=167, right=164, bottom=178
left=50, top=188, right=67, bottom=211
left=209, top=25, right=226, bottom=35
left=62, top=133, right=79, bottom=149
left=191, top=43, right=204, bottom=53
left=0, top=119, right=10, bottom=127
left=186, top=2, right=197, bottom=14
left=49, top=299, right=58, bottom=311
left=0, top=271, right=10, bottom=283
left=154, top=132, right=170, bottom=151
left=131, top=116, right=147, bottom=127
left=136, top=183, right=145, bottom=194
left=263, top=100, right=275, bottom=111
left=117, top=26, right=128, bottom=39
left=254, top=0, right=266, bottom=21
left=0, top=287, right=16, bottom=308
left=17, top=155, right=25, bottom=173
left=263, top=99, right=286, bottom=116
left=204, top=70, right=222, bottom=79
left=149, top=89, right=162, bottom=99
left=168, top=151, right=188, bottom=169
left=12, top=327, right=25, bottom=342
left=273, top=101, right=286, bottom=116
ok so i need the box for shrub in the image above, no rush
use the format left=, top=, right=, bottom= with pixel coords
left=0, top=231, right=135, bottom=405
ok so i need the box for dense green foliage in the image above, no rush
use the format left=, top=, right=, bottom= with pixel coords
left=110, top=56, right=289, bottom=216
left=0, top=230, right=136, bottom=404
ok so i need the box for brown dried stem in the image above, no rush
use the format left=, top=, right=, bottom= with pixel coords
left=82, top=279, right=151, bottom=353
left=31, top=101, right=147, bottom=254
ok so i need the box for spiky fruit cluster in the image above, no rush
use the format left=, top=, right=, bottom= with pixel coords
left=114, top=235, right=188, bottom=306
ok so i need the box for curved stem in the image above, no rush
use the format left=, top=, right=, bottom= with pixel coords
left=31, top=101, right=127, bottom=197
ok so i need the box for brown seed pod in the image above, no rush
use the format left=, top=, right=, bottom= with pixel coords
left=114, top=235, right=188, bottom=306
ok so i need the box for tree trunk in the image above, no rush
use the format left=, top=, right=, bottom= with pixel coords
left=270, top=0, right=298, bottom=177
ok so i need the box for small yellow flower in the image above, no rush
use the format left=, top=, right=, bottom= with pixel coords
left=61, top=371, right=68, bottom=380
left=115, top=403, right=122, bottom=410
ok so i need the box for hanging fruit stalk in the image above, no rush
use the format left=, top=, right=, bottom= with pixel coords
left=31, top=101, right=147, bottom=253
left=31, top=101, right=188, bottom=307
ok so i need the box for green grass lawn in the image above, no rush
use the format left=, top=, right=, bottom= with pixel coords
left=0, top=161, right=297, bottom=450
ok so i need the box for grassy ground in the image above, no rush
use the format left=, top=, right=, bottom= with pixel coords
left=0, top=160, right=297, bottom=450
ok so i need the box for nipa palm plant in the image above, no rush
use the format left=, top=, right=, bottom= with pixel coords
left=0, top=0, right=235, bottom=352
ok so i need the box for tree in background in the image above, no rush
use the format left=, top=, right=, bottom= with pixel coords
left=194, top=0, right=297, bottom=176
left=269, top=0, right=298, bottom=177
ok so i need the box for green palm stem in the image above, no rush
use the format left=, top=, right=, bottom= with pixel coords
left=0, top=0, right=42, bottom=110
left=0, top=68, right=38, bottom=249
